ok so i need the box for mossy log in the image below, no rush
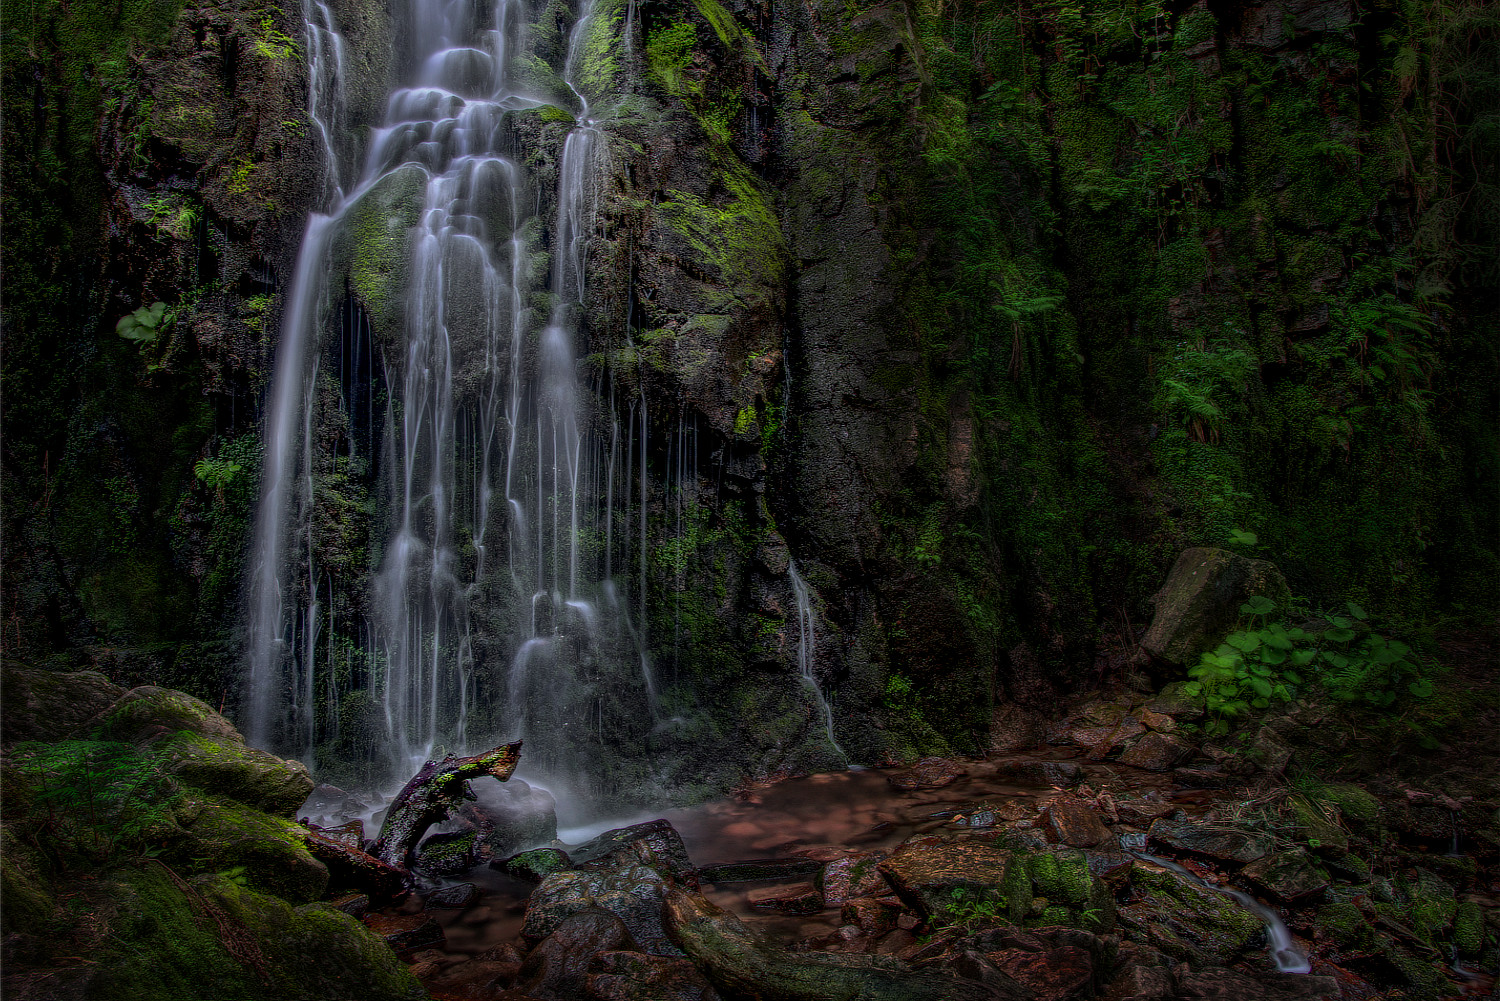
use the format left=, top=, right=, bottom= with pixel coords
left=662, top=887, right=1008, bottom=1001
left=303, top=828, right=409, bottom=899
left=370, top=742, right=521, bottom=869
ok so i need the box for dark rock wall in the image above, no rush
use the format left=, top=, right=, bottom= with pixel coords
left=4, top=0, right=1495, bottom=798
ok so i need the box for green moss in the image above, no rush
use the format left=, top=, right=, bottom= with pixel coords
left=168, top=797, right=328, bottom=903
left=1317, top=783, right=1381, bottom=831
left=1314, top=901, right=1375, bottom=953
left=336, top=164, right=426, bottom=340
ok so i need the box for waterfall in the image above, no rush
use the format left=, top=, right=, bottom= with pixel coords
left=248, top=0, right=657, bottom=775
left=789, top=559, right=847, bottom=764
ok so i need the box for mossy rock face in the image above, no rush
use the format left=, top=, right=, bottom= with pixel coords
left=169, top=797, right=329, bottom=903
left=1317, top=783, right=1381, bottom=833
left=0, top=663, right=126, bottom=745
left=1140, top=548, right=1291, bottom=665
left=500, top=847, right=575, bottom=882
left=1021, top=850, right=1116, bottom=932
left=1118, top=861, right=1263, bottom=965
left=155, top=732, right=314, bottom=816
left=70, top=868, right=426, bottom=1001
left=1314, top=901, right=1375, bottom=954
left=1453, top=900, right=1484, bottom=956
left=1289, top=794, right=1349, bottom=851
left=88, top=686, right=245, bottom=746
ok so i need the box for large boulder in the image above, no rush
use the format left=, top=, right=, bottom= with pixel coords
left=877, top=840, right=1030, bottom=924
left=1116, top=860, right=1262, bottom=965
left=1140, top=549, right=1291, bottom=665
left=1147, top=817, right=1271, bottom=865
left=0, top=663, right=125, bottom=745
left=464, top=777, right=559, bottom=858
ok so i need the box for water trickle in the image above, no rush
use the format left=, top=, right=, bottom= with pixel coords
left=788, top=560, right=848, bottom=766
left=1128, top=850, right=1312, bottom=974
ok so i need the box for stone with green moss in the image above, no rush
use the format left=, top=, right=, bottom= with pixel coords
left=1316, top=783, right=1381, bottom=833
left=169, top=796, right=329, bottom=903
left=154, top=731, right=314, bottom=816
left=1314, top=901, right=1375, bottom=953
left=1453, top=900, right=1484, bottom=956
left=1021, top=849, right=1115, bottom=931
left=1118, top=860, right=1262, bottom=965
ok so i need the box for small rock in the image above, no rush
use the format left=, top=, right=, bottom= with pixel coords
left=1148, top=818, right=1271, bottom=864
left=747, top=883, right=824, bottom=915
left=414, top=829, right=479, bottom=876
left=1119, top=732, right=1191, bottom=772
left=841, top=897, right=900, bottom=937
left=363, top=912, right=446, bottom=955
left=1140, top=547, right=1290, bottom=665
left=1115, top=797, right=1176, bottom=825
left=425, top=882, right=480, bottom=909
left=1134, top=708, right=1177, bottom=733
left=1240, top=849, right=1328, bottom=903
left=1247, top=726, right=1292, bottom=774
left=818, top=852, right=888, bottom=905
left=496, top=848, right=574, bottom=882
left=985, top=946, right=1094, bottom=1001
left=586, top=950, right=722, bottom=1001
left=1043, top=797, right=1112, bottom=848
left=888, top=757, right=963, bottom=791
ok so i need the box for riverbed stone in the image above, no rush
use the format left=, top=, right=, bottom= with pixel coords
left=497, top=848, right=574, bottom=882
left=818, top=852, right=889, bottom=905
left=1140, top=548, right=1290, bottom=665
left=517, top=908, right=635, bottom=999
left=570, top=820, right=697, bottom=886
left=1042, top=797, right=1111, bottom=848
left=424, top=882, right=480, bottom=909
left=414, top=829, right=479, bottom=875
left=1021, top=851, right=1116, bottom=932
left=1116, top=860, right=1262, bottom=965
left=747, top=882, right=823, bottom=915
left=984, top=945, right=1094, bottom=1001
left=889, top=756, right=963, bottom=791
left=1118, top=732, right=1191, bottom=772
left=842, top=897, right=900, bottom=937
left=1147, top=817, right=1271, bottom=864
left=586, top=949, right=723, bottom=1001
left=1173, top=967, right=1339, bottom=999
left=523, top=862, right=681, bottom=956
left=878, top=840, right=1029, bottom=923
left=364, top=912, right=446, bottom=955
left=1240, top=848, right=1328, bottom=903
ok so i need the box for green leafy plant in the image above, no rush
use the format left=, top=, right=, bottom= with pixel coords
left=143, top=194, right=201, bottom=240
left=194, top=458, right=244, bottom=506
left=11, top=740, right=180, bottom=860
left=253, top=11, right=300, bottom=60
left=942, top=888, right=1005, bottom=931
left=116, top=301, right=170, bottom=345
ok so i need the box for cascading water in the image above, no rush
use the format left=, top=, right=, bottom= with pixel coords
left=248, top=0, right=659, bottom=779
left=789, top=559, right=847, bottom=765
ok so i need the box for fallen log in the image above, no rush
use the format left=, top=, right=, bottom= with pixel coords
left=662, top=887, right=1014, bottom=1001
left=370, top=742, right=521, bottom=869
left=302, top=828, right=409, bottom=899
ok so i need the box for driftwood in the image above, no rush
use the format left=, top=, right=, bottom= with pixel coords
left=663, top=888, right=1011, bottom=1001
left=302, top=828, right=409, bottom=899
left=370, top=741, right=521, bottom=869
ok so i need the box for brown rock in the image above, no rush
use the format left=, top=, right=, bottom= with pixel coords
left=1043, top=796, right=1112, bottom=848
left=1119, top=732, right=1191, bottom=772
left=587, top=950, right=722, bottom=1001
left=990, top=704, right=1047, bottom=754
left=888, top=757, right=963, bottom=791
left=1115, top=797, right=1176, bottom=825
left=1140, top=548, right=1290, bottom=665
left=747, top=883, right=824, bottom=915
left=841, top=897, right=900, bottom=937
left=1134, top=708, right=1176, bottom=733
left=363, top=912, right=446, bottom=955
left=993, top=759, right=1083, bottom=787
left=819, top=852, right=888, bottom=905
left=878, top=841, right=1022, bottom=922
left=985, top=946, right=1094, bottom=1001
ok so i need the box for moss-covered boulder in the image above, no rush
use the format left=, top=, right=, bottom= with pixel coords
left=1020, top=849, right=1116, bottom=932
left=1, top=662, right=126, bottom=745
left=1313, top=901, right=1376, bottom=955
left=877, top=840, right=1030, bottom=924
left=155, top=731, right=314, bottom=816
left=0, top=827, right=55, bottom=937
left=86, top=686, right=246, bottom=745
left=1140, top=548, right=1291, bottom=665
left=1117, top=860, right=1263, bottom=965
left=169, top=796, right=329, bottom=903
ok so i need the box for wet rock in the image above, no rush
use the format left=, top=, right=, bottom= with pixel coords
left=570, top=820, right=697, bottom=886
left=663, top=888, right=1005, bottom=1001
left=314, top=819, right=366, bottom=847
left=1144, top=682, right=1205, bottom=719
left=1115, top=860, right=1261, bottom=965
left=1170, top=767, right=1231, bottom=789
left=301, top=784, right=372, bottom=824
left=1114, top=797, right=1176, bottom=825
left=364, top=912, right=446, bottom=955
left=1312, top=901, right=1376, bottom=956
left=993, top=759, right=1083, bottom=788
left=1117, top=733, right=1191, bottom=772
left=524, top=860, right=682, bottom=956
left=517, top=908, right=635, bottom=1000
left=842, top=897, right=900, bottom=937
left=818, top=852, right=889, bottom=905
left=425, top=882, right=480, bottom=909
left=331, top=892, right=371, bottom=919
left=1133, top=708, right=1176, bottom=733
left=466, top=778, right=559, bottom=858
left=1245, top=726, right=1292, bottom=774
left=991, top=704, right=1047, bottom=754
left=1042, top=797, right=1112, bottom=848
left=1173, top=967, right=1339, bottom=998
left=1147, top=818, right=1270, bottom=864
left=1100, top=941, right=1174, bottom=1000
left=888, top=757, right=963, bottom=791
left=1140, top=548, right=1290, bottom=665
left=984, top=946, right=1093, bottom=1001
left=939, top=950, right=1038, bottom=999
left=497, top=848, right=575, bottom=883
left=747, top=882, right=823, bottom=915
left=697, top=857, right=822, bottom=883
left=587, top=950, right=723, bottom=1001
left=1315, top=783, right=1380, bottom=834
left=1, top=663, right=124, bottom=745
left=878, top=840, right=1029, bottom=923
left=414, top=829, right=479, bottom=876
left=1240, top=848, right=1328, bottom=903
